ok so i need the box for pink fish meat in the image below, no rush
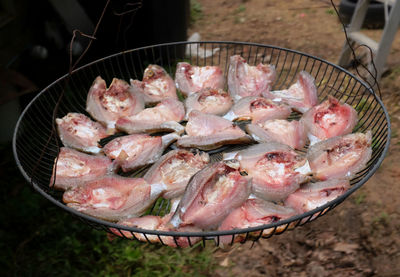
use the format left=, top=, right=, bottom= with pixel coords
left=130, top=64, right=177, bottom=104
left=307, top=132, right=372, bottom=180
left=228, top=55, right=276, bottom=101
left=175, top=62, right=224, bottom=96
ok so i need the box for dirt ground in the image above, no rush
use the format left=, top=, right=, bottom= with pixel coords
left=188, top=0, right=400, bottom=276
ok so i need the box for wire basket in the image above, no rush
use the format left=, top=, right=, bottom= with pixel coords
left=13, top=41, right=391, bottom=248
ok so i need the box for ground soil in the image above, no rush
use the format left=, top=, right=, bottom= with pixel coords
left=188, top=0, right=400, bottom=276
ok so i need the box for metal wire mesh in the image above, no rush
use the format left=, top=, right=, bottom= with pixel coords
left=13, top=41, right=390, bottom=248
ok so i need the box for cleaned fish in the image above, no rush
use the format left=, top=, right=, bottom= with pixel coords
left=56, top=113, right=109, bottom=154
left=86, top=76, right=144, bottom=132
left=285, top=179, right=350, bottom=213
left=130, top=64, right=177, bottom=104
left=228, top=55, right=276, bottom=101
left=144, top=149, right=210, bottom=199
left=103, top=133, right=179, bottom=172
left=177, top=111, right=252, bottom=150
left=111, top=215, right=163, bottom=241
left=116, top=98, right=185, bottom=134
left=175, top=62, right=224, bottom=96
left=169, top=161, right=251, bottom=229
left=223, top=96, right=292, bottom=123
left=184, top=88, right=233, bottom=119
left=307, top=132, right=372, bottom=180
left=50, top=147, right=115, bottom=190
left=246, top=119, right=306, bottom=149
left=263, top=71, right=318, bottom=113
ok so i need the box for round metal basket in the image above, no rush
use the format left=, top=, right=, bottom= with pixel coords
left=13, top=41, right=391, bottom=248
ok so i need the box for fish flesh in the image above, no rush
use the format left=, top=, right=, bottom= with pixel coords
left=246, top=119, right=306, bottom=150
left=177, top=111, right=252, bottom=150
left=230, top=143, right=311, bottom=201
left=223, top=96, right=292, bottom=123
left=218, top=199, right=297, bottom=245
left=116, top=98, right=185, bottom=134
left=228, top=55, right=276, bottom=101
left=63, top=175, right=158, bottom=221
left=175, top=62, right=224, bottom=96
left=263, top=71, right=318, bottom=113
left=50, top=147, right=115, bottom=190
left=184, top=88, right=233, bottom=119
left=301, top=96, right=358, bottom=143
left=307, top=132, right=372, bottom=180
left=285, top=179, right=350, bottom=213
left=130, top=64, right=177, bottom=104
left=169, top=161, right=251, bottom=229
left=56, top=113, right=109, bottom=154
left=144, top=149, right=210, bottom=199
left=103, top=133, right=179, bottom=172
left=86, top=76, right=144, bottom=132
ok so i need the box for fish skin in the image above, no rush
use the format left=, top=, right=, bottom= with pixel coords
left=228, top=55, right=276, bottom=101
left=56, top=113, right=109, bottom=154
left=144, top=149, right=210, bottom=199
left=307, top=132, right=372, bottom=180
left=175, top=62, right=224, bottom=96
left=130, top=64, right=177, bottom=104
left=86, top=77, right=144, bottom=132
left=169, top=161, right=252, bottom=229
left=116, top=98, right=185, bottom=134
left=111, top=215, right=163, bottom=241
left=301, top=96, right=358, bottom=142
left=50, top=147, right=116, bottom=190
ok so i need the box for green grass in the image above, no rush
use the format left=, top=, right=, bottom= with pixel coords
left=190, top=0, right=203, bottom=25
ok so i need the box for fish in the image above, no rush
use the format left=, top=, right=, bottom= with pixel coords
left=246, top=119, right=307, bottom=150
left=263, top=71, right=318, bottom=113
left=229, top=143, right=311, bottom=201
left=307, top=132, right=372, bottom=180
left=223, top=96, right=292, bottom=123
left=177, top=110, right=252, bottom=151
left=50, top=147, right=116, bottom=190
left=86, top=76, right=144, bottom=132
left=103, top=133, right=179, bottom=172
left=285, top=179, right=350, bottom=213
left=63, top=175, right=158, bottom=221
left=144, top=149, right=210, bottom=199
left=169, top=161, right=251, bottom=229
left=218, top=199, right=297, bottom=245
left=130, top=64, right=177, bottom=104
left=175, top=62, right=224, bottom=96
left=116, top=98, right=185, bottom=134
left=301, top=96, right=358, bottom=144
left=228, top=55, right=276, bottom=101
left=184, top=88, right=233, bottom=119
left=56, top=113, right=109, bottom=154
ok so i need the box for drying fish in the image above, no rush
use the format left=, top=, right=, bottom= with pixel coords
left=229, top=143, right=311, bottom=201
left=144, top=149, right=210, bottom=199
left=112, top=215, right=163, bottom=241
left=223, top=96, right=291, bottom=123
left=285, top=179, right=350, bottom=213
left=307, top=132, right=372, bottom=180
left=130, top=64, right=177, bottom=104
left=116, top=98, right=185, bottom=134
left=56, top=113, right=109, bottom=154
left=301, top=96, right=358, bottom=144
left=63, top=175, right=159, bottom=221
left=86, top=76, right=144, bottom=132
left=228, top=55, right=276, bottom=101
left=177, top=111, right=252, bottom=151
left=170, top=161, right=251, bottom=229
left=50, top=147, right=115, bottom=190
left=246, top=119, right=306, bottom=150
left=184, top=88, right=233, bottom=119
left=263, top=71, right=318, bottom=113
left=175, top=62, right=224, bottom=96
left=103, top=133, right=179, bottom=172
left=218, top=199, right=297, bottom=245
